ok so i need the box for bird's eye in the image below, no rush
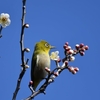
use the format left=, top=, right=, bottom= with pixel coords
left=45, top=43, right=49, bottom=47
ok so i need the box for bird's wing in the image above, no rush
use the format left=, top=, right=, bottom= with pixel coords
left=31, top=52, right=41, bottom=90
left=31, top=53, right=36, bottom=82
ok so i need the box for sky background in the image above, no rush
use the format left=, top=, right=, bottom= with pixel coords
left=0, top=0, right=100, bottom=100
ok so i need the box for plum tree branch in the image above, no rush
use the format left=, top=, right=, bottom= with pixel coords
left=12, top=0, right=29, bottom=100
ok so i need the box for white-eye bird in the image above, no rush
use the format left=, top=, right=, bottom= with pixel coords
left=31, top=40, right=54, bottom=90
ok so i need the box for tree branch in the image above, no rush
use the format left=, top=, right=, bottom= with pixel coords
left=12, top=0, right=29, bottom=100
left=0, top=26, right=3, bottom=38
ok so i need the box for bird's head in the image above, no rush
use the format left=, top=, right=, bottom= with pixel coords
left=34, top=40, right=55, bottom=53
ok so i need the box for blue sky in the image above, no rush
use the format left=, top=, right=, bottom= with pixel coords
left=0, top=0, right=100, bottom=100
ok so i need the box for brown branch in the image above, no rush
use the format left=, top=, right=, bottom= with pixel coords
left=12, top=0, right=28, bottom=100
left=25, top=64, right=67, bottom=100
left=0, top=26, right=3, bottom=38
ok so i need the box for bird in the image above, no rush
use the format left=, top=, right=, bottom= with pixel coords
left=31, top=40, right=55, bottom=90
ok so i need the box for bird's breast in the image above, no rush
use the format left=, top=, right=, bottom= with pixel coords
left=34, top=53, right=50, bottom=79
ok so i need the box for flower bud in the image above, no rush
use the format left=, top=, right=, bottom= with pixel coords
left=24, top=23, right=29, bottom=28
left=75, top=44, right=80, bottom=50
left=29, top=81, right=33, bottom=86
left=53, top=72, right=59, bottom=77
left=81, top=48, right=85, bottom=52
left=72, top=70, right=77, bottom=74
left=84, top=45, right=89, bottom=50
left=67, top=49, right=74, bottom=54
left=63, top=45, right=67, bottom=49
left=74, top=67, right=79, bottom=72
left=25, top=65, right=29, bottom=68
left=45, top=67, right=50, bottom=73
left=80, top=51, right=85, bottom=56
left=65, top=42, right=69, bottom=46
left=48, top=79, right=53, bottom=83
left=65, top=61, right=68, bottom=66
left=57, top=58, right=61, bottom=62
left=73, top=50, right=77, bottom=54
left=69, top=56, right=75, bottom=61
left=68, top=67, right=74, bottom=72
left=24, top=48, right=30, bottom=52
left=80, top=43, right=84, bottom=48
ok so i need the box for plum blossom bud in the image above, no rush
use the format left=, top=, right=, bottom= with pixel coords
left=73, top=50, right=77, bottom=54
left=80, top=51, right=85, bottom=56
left=80, top=43, right=84, bottom=48
left=24, top=23, right=29, bottom=28
left=69, top=56, right=75, bottom=61
left=65, top=61, right=68, bottom=66
left=81, top=48, right=85, bottom=52
left=48, top=79, right=53, bottom=83
left=52, top=75, right=56, bottom=79
left=53, top=72, right=59, bottom=77
left=72, top=70, right=77, bottom=74
left=75, top=44, right=80, bottom=50
left=74, top=67, right=79, bottom=72
left=68, top=67, right=74, bottom=72
left=29, top=81, right=33, bottom=86
left=57, top=58, right=61, bottom=62
left=65, top=46, right=71, bottom=51
left=65, top=42, right=69, bottom=46
left=63, top=45, right=67, bottom=49
left=45, top=67, right=50, bottom=73
left=25, top=65, right=29, bottom=68
left=24, top=48, right=30, bottom=52
left=84, top=45, right=89, bottom=50
left=67, top=49, right=74, bottom=54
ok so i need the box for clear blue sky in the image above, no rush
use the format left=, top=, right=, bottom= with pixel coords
left=0, top=0, right=100, bottom=100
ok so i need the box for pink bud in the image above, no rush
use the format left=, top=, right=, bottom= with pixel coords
left=84, top=45, right=89, bottom=50
left=45, top=67, right=50, bottom=73
left=74, top=67, right=79, bottom=72
left=65, top=42, right=69, bottom=46
left=65, top=61, right=68, bottom=66
left=67, top=50, right=74, bottom=54
left=68, top=67, right=74, bottom=72
left=72, top=70, right=77, bottom=74
left=54, top=72, right=59, bottom=77
left=75, top=44, right=80, bottom=50
left=29, top=81, right=33, bottom=86
left=80, top=43, right=84, bottom=48
left=65, top=47, right=70, bottom=51
left=63, top=45, right=67, bottom=49
left=57, top=58, right=61, bottom=62
left=81, top=48, right=85, bottom=52
left=80, top=51, right=85, bottom=56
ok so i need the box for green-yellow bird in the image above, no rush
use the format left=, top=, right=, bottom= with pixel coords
left=31, top=40, right=54, bottom=90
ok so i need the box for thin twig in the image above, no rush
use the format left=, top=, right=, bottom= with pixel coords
left=0, top=26, right=3, bottom=38
left=12, top=0, right=27, bottom=100
left=25, top=66, right=67, bottom=100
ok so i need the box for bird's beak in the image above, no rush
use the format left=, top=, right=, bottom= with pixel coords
left=50, top=46, right=55, bottom=49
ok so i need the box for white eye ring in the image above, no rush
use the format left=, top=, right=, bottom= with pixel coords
left=45, top=43, right=49, bottom=47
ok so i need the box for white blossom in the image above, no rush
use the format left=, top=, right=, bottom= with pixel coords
left=50, top=51, right=60, bottom=61
left=0, top=13, right=11, bottom=27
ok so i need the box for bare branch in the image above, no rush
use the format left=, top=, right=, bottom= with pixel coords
left=12, top=0, right=29, bottom=100
left=0, top=26, right=3, bottom=38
